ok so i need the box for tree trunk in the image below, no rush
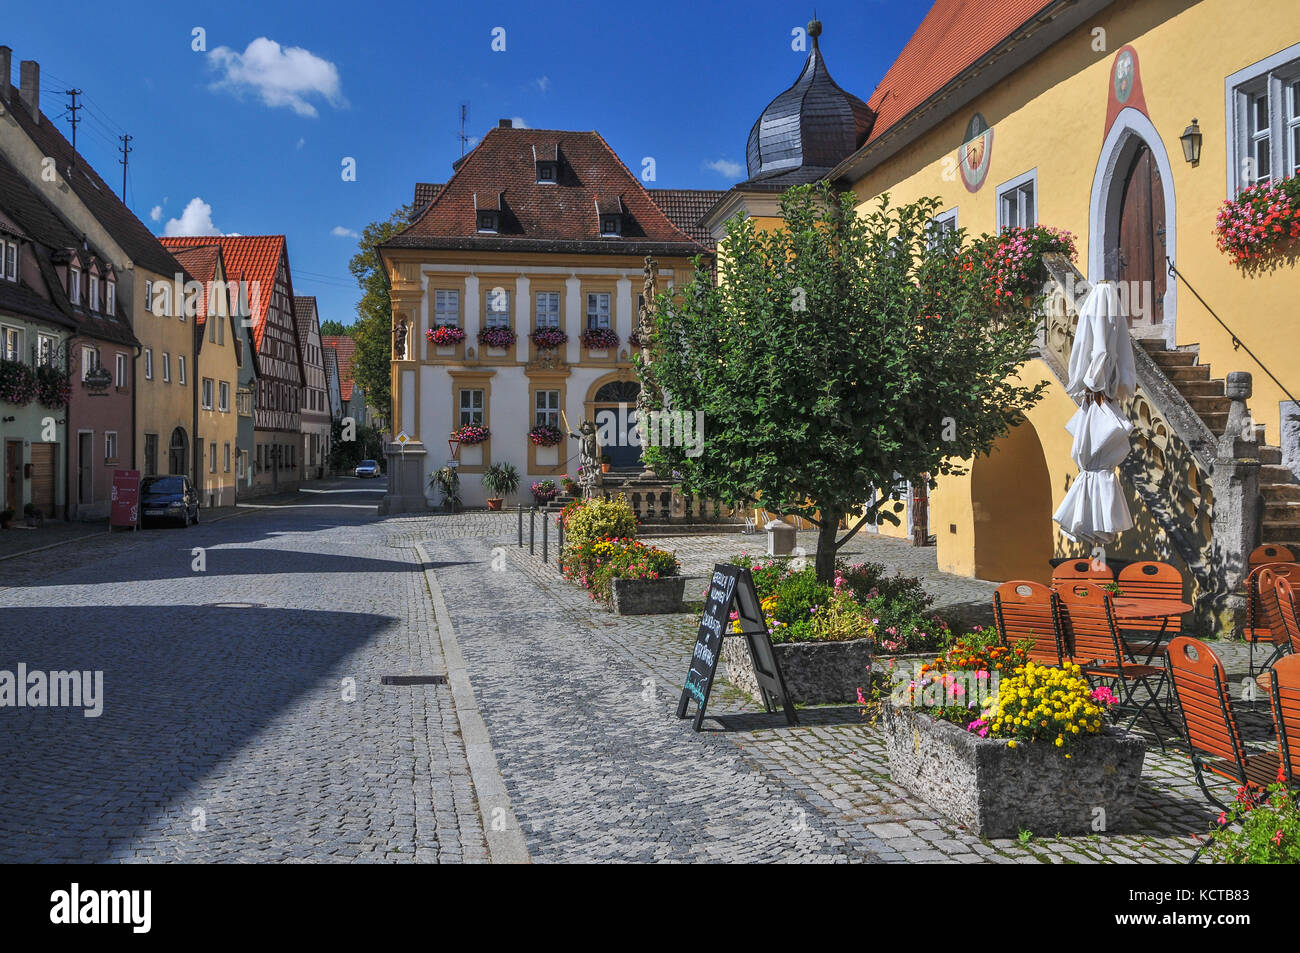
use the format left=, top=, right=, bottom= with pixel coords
left=814, top=515, right=840, bottom=583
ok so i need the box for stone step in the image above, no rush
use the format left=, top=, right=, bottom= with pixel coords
left=1164, top=364, right=1211, bottom=382
left=1259, top=445, right=1283, bottom=466
left=1264, top=484, right=1300, bottom=504
left=1174, top=379, right=1225, bottom=398
left=1184, top=395, right=1231, bottom=414
left=1200, top=412, right=1229, bottom=435
left=1148, top=348, right=1199, bottom=366
left=1262, top=464, right=1299, bottom=484
left=1265, top=501, right=1300, bottom=522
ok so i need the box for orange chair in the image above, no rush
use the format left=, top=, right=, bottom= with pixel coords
left=1051, top=559, right=1114, bottom=587
left=1250, top=544, right=1298, bottom=569
left=1166, top=636, right=1282, bottom=807
left=1116, top=561, right=1184, bottom=661
left=993, top=580, right=1064, bottom=666
left=1057, top=583, right=1174, bottom=746
left=1268, top=654, right=1300, bottom=785
left=1245, top=564, right=1300, bottom=682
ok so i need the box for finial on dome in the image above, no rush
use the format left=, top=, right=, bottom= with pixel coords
left=808, top=13, right=822, bottom=45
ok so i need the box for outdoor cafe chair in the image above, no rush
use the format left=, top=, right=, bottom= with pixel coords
left=1056, top=582, right=1176, bottom=747
left=1268, top=654, right=1300, bottom=786
left=1245, top=564, right=1300, bottom=683
left=1250, top=544, right=1298, bottom=569
left=1165, top=636, right=1283, bottom=808
left=1051, top=559, right=1114, bottom=587
left=1115, top=561, right=1184, bottom=662
left=993, top=580, right=1064, bottom=666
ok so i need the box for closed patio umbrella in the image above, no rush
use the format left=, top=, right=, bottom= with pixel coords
left=1052, top=281, right=1137, bottom=546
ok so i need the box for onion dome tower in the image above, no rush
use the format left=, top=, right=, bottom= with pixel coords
left=742, top=16, right=875, bottom=187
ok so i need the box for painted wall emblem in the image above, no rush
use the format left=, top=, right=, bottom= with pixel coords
left=960, top=112, right=993, bottom=193
left=1105, top=45, right=1148, bottom=137
left=1113, top=49, right=1135, bottom=103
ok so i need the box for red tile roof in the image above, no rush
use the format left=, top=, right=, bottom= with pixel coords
left=387, top=127, right=708, bottom=257
left=322, top=334, right=357, bottom=401
left=292, top=295, right=318, bottom=345
left=164, top=243, right=220, bottom=329
left=863, top=0, right=1054, bottom=145
left=157, top=235, right=289, bottom=350
left=413, top=183, right=443, bottom=208
left=647, top=189, right=727, bottom=249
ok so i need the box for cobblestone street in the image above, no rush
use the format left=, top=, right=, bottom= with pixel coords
left=0, top=499, right=1270, bottom=863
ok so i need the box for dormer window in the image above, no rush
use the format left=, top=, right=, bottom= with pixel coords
left=533, top=143, right=560, bottom=185
left=596, top=195, right=624, bottom=237
left=2, top=240, right=17, bottom=282
left=600, top=215, right=622, bottom=237
left=476, top=210, right=500, bottom=234
left=106, top=278, right=116, bottom=316
left=537, top=162, right=557, bottom=183
left=89, top=273, right=100, bottom=311
left=70, top=266, right=82, bottom=305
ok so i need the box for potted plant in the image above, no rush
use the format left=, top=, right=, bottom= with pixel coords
left=0, top=507, right=13, bottom=529
left=581, top=327, right=620, bottom=350
left=561, top=473, right=580, bottom=497
left=531, top=479, right=558, bottom=505
left=600, top=453, right=611, bottom=474
left=482, top=462, right=520, bottom=511
left=22, top=502, right=42, bottom=527
left=426, top=325, right=467, bottom=347
left=429, top=466, right=461, bottom=512
left=528, top=423, right=563, bottom=447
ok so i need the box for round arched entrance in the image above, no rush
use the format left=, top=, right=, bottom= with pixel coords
left=168, top=427, right=189, bottom=476
left=586, top=376, right=641, bottom=470
left=971, top=420, right=1054, bottom=584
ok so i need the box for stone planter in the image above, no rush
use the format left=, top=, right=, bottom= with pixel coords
left=723, top=636, right=873, bottom=706
left=880, top=703, right=1147, bottom=838
left=609, top=575, right=686, bottom=615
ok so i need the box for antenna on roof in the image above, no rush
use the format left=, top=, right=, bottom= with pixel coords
left=118, top=133, right=132, bottom=201
left=458, top=102, right=471, bottom=157
left=64, top=89, right=82, bottom=150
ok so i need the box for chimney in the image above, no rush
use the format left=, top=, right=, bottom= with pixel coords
left=498, top=118, right=512, bottom=128
left=0, top=48, right=11, bottom=104
left=19, top=59, right=38, bottom=122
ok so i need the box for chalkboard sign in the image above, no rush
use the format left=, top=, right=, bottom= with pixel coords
left=676, top=563, right=797, bottom=731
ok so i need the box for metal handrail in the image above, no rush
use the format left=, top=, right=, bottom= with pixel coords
left=1167, top=256, right=1298, bottom=405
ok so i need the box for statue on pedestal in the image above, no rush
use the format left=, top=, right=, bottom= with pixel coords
left=571, top=419, right=602, bottom=498
left=393, top=318, right=409, bottom=360
left=636, top=256, right=661, bottom=478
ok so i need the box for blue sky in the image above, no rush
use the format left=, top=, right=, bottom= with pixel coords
left=6, top=0, right=929, bottom=324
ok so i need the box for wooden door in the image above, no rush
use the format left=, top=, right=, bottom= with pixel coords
left=30, top=443, right=55, bottom=516
left=1116, top=143, right=1167, bottom=329
left=4, top=441, right=20, bottom=512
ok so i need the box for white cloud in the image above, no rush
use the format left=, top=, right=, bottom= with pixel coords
left=163, top=197, right=225, bottom=237
left=207, top=37, right=346, bottom=117
left=704, top=158, right=744, bottom=179
left=509, top=116, right=529, bottom=129
left=296, top=137, right=306, bottom=150
left=534, top=76, right=550, bottom=94
left=330, top=226, right=359, bottom=238
left=150, top=205, right=163, bottom=223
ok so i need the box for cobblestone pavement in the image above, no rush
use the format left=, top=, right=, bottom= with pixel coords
left=438, top=514, right=1267, bottom=863
left=0, top=479, right=485, bottom=863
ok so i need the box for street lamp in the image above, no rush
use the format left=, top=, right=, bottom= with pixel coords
left=1180, top=118, right=1202, bottom=164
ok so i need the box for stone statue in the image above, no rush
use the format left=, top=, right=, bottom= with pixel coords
left=636, top=256, right=661, bottom=478
left=393, top=318, right=409, bottom=360
left=571, top=419, right=602, bottom=498
left=637, top=255, right=658, bottom=342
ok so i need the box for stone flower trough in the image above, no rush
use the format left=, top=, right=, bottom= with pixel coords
left=880, top=702, right=1147, bottom=838
left=723, top=636, right=872, bottom=706
left=609, top=576, right=686, bottom=615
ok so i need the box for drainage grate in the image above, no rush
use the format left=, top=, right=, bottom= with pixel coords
left=380, top=674, right=449, bottom=686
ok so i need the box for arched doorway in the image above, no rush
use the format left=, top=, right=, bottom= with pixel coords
left=1089, top=108, right=1178, bottom=344
left=168, top=427, right=189, bottom=476
left=1112, top=143, right=1167, bottom=331
left=971, top=420, right=1054, bottom=584
left=590, top=378, right=641, bottom=470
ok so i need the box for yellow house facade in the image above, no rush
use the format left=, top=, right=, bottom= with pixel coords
left=824, top=0, right=1300, bottom=590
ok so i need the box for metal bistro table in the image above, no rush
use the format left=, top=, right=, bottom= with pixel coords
left=1110, top=597, right=1195, bottom=665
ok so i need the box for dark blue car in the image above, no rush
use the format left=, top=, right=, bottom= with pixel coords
left=140, top=475, right=200, bottom=527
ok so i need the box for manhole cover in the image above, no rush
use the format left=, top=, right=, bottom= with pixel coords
left=380, top=674, right=449, bottom=686
left=203, top=602, right=267, bottom=608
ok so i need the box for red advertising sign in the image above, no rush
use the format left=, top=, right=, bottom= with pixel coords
left=110, top=469, right=140, bottom=529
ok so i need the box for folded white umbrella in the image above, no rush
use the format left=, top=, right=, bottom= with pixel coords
left=1053, top=282, right=1136, bottom=546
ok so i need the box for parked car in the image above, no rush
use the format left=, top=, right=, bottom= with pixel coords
left=140, top=475, right=200, bottom=527
left=355, top=459, right=381, bottom=478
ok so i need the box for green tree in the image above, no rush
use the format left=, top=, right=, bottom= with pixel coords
left=647, top=184, right=1046, bottom=582
left=347, top=203, right=414, bottom=427
left=319, top=319, right=350, bottom=336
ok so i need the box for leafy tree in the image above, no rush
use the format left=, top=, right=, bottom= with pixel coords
left=347, top=203, right=414, bottom=427
left=328, top=418, right=385, bottom=471
left=646, top=184, right=1046, bottom=582
left=319, top=319, right=351, bottom=336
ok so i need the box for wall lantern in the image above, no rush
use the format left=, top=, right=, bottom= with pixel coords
left=1180, top=118, right=1203, bottom=164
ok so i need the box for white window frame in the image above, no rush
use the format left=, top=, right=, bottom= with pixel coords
left=224, top=442, right=231, bottom=472
left=80, top=345, right=98, bottom=381
left=178, top=355, right=186, bottom=385
left=104, top=431, right=117, bottom=461
left=162, top=352, right=171, bottom=383
left=209, top=442, right=217, bottom=474
left=535, top=291, right=560, bottom=329
left=996, top=169, right=1038, bottom=231
left=202, top=377, right=214, bottom=410
left=3, top=241, right=16, bottom=281
left=585, top=292, right=611, bottom=330
left=434, top=289, right=459, bottom=327
left=36, top=333, right=56, bottom=367
left=106, top=280, right=115, bottom=316
left=144, top=347, right=153, bottom=380
left=485, top=288, right=511, bottom=328
left=929, top=208, right=958, bottom=247
left=115, top=352, right=128, bottom=388
left=458, top=388, right=484, bottom=426
left=89, top=274, right=100, bottom=311
left=1225, top=43, right=1300, bottom=193
left=218, top=380, right=230, bottom=412
left=1, top=326, right=20, bottom=362
left=535, top=389, right=560, bottom=428
left=69, top=267, right=81, bottom=305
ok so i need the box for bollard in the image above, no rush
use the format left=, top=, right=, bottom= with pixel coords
left=557, top=513, right=565, bottom=572
left=543, top=511, right=549, bottom=563
left=529, top=507, right=536, bottom=555
left=518, top=503, right=523, bottom=547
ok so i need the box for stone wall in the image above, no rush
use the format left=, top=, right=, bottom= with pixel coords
left=723, top=636, right=873, bottom=706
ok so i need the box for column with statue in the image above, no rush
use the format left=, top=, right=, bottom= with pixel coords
left=636, top=255, right=662, bottom=479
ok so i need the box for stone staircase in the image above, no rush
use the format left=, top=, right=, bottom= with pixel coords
left=1138, top=339, right=1300, bottom=548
